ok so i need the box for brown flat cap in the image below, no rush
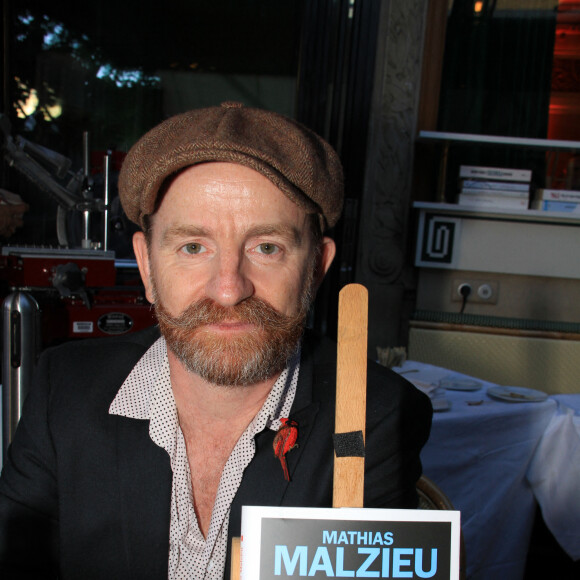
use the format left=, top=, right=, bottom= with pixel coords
left=118, top=102, right=344, bottom=231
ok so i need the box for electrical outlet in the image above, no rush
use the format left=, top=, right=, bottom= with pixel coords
left=451, top=279, right=499, bottom=304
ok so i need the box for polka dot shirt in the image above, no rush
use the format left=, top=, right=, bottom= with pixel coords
left=109, top=337, right=299, bottom=579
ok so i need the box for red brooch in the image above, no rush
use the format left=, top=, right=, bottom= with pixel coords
left=273, top=418, right=298, bottom=481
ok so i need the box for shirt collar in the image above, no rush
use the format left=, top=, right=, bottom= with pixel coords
left=109, top=336, right=299, bottom=433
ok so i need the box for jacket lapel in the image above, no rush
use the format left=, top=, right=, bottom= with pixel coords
left=116, top=416, right=173, bottom=580
left=228, top=334, right=320, bottom=535
left=224, top=334, right=324, bottom=579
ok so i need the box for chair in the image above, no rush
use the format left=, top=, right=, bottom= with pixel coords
left=416, top=475, right=466, bottom=580
left=417, top=474, right=456, bottom=510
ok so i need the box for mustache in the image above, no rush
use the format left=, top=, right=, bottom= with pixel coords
left=154, top=296, right=307, bottom=333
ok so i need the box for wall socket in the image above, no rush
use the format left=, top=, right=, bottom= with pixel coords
left=452, top=279, right=499, bottom=304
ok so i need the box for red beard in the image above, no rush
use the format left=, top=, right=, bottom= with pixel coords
left=155, top=296, right=308, bottom=386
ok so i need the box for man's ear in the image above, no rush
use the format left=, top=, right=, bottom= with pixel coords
left=313, top=236, right=336, bottom=290
left=133, top=231, right=155, bottom=304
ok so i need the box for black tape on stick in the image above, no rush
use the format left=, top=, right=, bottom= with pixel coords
left=333, top=430, right=365, bottom=457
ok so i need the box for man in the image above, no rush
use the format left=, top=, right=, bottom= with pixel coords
left=0, top=102, right=432, bottom=579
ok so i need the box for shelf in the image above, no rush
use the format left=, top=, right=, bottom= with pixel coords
left=413, top=203, right=580, bottom=279
left=413, top=202, right=580, bottom=226
left=418, top=131, right=580, bottom=152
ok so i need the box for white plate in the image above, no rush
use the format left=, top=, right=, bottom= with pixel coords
left=440, top=378, right=482, bottom=391
left=487, top=385, right=548, bottom=403
left=431, top=398, right=451, bottom=412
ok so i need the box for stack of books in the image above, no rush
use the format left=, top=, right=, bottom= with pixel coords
left=531, top=188, right=580, bottom=214
left=456, top=165, right=532, bottom=210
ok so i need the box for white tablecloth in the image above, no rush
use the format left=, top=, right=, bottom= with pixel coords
left=394, top=361, right=558, bottom=580
left=526, top=394, right=580, bottom=561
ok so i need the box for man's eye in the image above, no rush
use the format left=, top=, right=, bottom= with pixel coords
left=182, top=243, right=205, bottom=255
left=256, top=243, right=279, bottom=255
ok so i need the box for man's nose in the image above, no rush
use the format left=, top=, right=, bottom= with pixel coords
left=205, top=251, right=254, bottom=307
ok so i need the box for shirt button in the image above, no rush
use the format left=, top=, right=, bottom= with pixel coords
left=208, top=559, right=214, bottom=571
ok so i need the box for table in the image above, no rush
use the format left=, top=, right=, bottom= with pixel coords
left=394, top=361, right=558, bottom=580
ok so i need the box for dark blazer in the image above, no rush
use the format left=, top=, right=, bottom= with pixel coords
left=0, top=326, right=431, bottom=579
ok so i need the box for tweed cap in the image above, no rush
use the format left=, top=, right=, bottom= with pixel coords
left=118, top=102, right=344, bottom=231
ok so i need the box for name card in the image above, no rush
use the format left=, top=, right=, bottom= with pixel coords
left=240, top=506, right=460, bottom=579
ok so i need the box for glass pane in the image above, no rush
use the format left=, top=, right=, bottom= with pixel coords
left=3, top=0, right=302, bottom=249
left=436, top=0, right=580, bottom=196
left=439, top=0, right=559, bottom=139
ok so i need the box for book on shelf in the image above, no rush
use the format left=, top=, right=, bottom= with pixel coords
left=531, top=199, right=580, bottom=214
left=460, top=187, right=529, bottom=199
left=457, top=193, right=529, bottom=209
left=534, top=188, right=580, bottom=203
left=460, top=179, right=530, bottom=192
left=459, top=165, right=532, bottom=183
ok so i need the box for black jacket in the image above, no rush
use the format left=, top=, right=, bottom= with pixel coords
left=0, top=326, right=432, bottom=579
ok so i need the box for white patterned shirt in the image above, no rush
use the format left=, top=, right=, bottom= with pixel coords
left=109, top=336, right=299, bottom=579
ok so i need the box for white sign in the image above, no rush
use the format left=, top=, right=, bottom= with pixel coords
left=240, top=506, right=461, bottom=579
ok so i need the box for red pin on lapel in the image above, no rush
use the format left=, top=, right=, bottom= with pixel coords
left=273, top=418, right=298, bottom=481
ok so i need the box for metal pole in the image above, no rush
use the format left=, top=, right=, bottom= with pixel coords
left=2, top=292, right=40, bottom=460
left=82, top=131, right=91, bottom=248
left=102, top=153, right=110, bottom=251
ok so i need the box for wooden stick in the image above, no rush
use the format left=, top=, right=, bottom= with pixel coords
left=333, top=283, right=368, bottom=508
left=231, top=537, right=241, bottom=580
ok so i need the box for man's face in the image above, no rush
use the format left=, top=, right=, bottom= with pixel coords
left=133, top=162, right=335, bottom=386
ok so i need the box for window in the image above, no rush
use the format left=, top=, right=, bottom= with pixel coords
left=2, top=0, right=302, bottom=249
